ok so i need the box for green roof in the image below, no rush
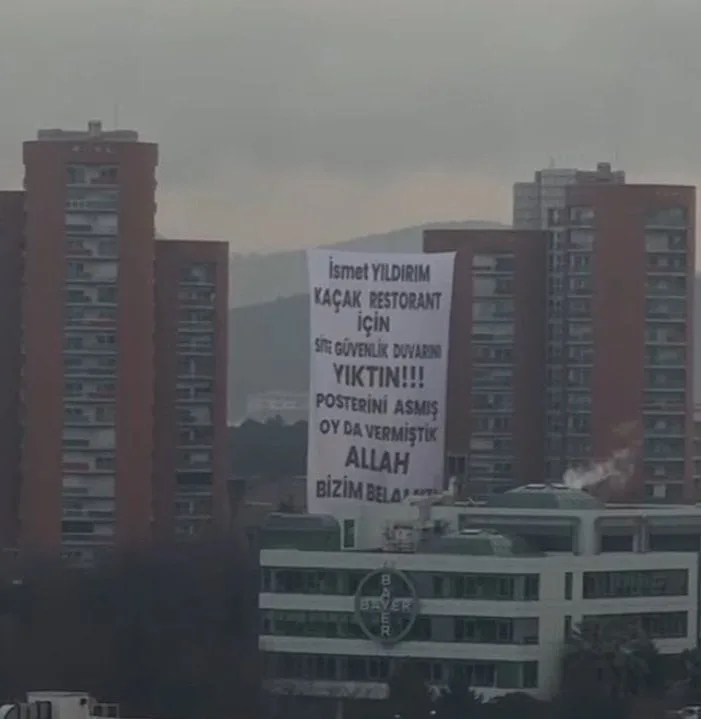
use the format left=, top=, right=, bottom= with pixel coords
left=485, top=484, right=604, bottom=510
left=419, top=529, right=543, bottom=556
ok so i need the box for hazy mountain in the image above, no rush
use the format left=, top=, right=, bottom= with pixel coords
left=227, top=220, right=506, bottom=417
left=228, top=220, right=505, bottom=308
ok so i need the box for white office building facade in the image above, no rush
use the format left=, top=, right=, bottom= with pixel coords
left=259, top=486, right=701, bottom=713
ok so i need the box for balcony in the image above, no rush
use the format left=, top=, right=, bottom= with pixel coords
left=66, top=238, right=119, bottom=261
left=66, top=189, right=119, bottom=213
left=65, top=212, right=118, bottom=236
left=64, top=405, right=116, bottom=426
left=66, top=287, right=117, bottom=306
left=67, top=164, right=118, bottom=188
left=179, top=264, right=215, bottom=286
left=62, top=457, right=115, bottom=474
left=67, top=261, right=118, bottom=283
left=64, top=381, right=116, bottom=401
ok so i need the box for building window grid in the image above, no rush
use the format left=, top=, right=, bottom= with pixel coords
left=644, top=231, right=689, bottom=482
left=61, top=176, right=120, bottom=537
left=263, top=653, right=538, bottom=689
left=174, top=272, right=217, bottom=533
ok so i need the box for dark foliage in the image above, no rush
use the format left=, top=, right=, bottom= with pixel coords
left=0, top=538, right=259, bottom=719
left=230, top=418, right=307, bottom=477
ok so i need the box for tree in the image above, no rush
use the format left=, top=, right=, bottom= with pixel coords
left=386, top=661, right=434, bottom=719
left=563, top=620, right=661, bottom=700
left=230, top=419, right=308, bottom=477
left=484, top=692, right=546, bottom=719
left=434, top=679, right=484, bottom=719
left=0, top=536, right=260, bottom=719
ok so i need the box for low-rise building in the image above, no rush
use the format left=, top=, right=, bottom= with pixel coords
left=259, top=485, right=701, bottom=715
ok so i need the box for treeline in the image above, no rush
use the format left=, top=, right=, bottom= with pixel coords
left=230, top=418, right=307, bottom=477
left=274, top=629, right=701, bottom=719
left=0, top=538, right=260, bottom=719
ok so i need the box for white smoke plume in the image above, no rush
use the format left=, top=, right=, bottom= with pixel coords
left=562, top=422, right=640, bottom=492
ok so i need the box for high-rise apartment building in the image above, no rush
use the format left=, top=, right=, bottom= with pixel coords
left=424, top=229, right=546, bottom=497
left=545, top=184, right=696, bottom=502
left=154, top=239, right=229, bottom=541
left=0, top=122, right=231, bottom=559
left=20, top=121, right=158, bottom=560
left=513, top=162, right=625, bottom=230
left=0, top=192, right=25, bottom=548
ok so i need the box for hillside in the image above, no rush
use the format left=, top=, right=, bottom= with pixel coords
left=228, top=220, right=505, bottom=308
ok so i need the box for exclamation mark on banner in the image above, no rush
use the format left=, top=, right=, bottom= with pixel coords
left=401, top=366, right=408, bottom=388
left=417, top=366, right=424, bottom=389
left=409, top=366, right=417, bottom=389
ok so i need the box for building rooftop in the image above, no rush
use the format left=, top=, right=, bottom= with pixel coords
left=419, top=528, right=542, bottom=557
left=36, top=120, right=139, bottom=142
left=485, top=483, right=604, bottom=510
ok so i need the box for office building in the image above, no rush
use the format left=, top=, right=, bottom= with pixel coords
left=545, top=184, right=696, bottom=501
left=20, top=121, right=158, bottom=559
left=260, top=486, right=699, bottom=715
left=423, top=229, right=546, bottom=497
left=154, top=239, right=229, bottom=540
left=513, top=162, right=625, bottom=230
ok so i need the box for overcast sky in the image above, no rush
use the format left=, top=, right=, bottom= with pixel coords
left=1, top=0, right=700, bottom=252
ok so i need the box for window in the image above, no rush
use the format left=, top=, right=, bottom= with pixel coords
left=645, top=324, right=685, bottom=344
left=645, top=347, right=685, bottom=366
left=569, top=298, right=591, bottom=318
left=472, top=299, right=515, bottom=321
left=522, top=662, right=539, bottom=689
left=342, top=519, right=356, bottom=549
left=568, top=322, right=592, bottom=341
left=98, top=239, right=118, bottom=257
left=181, top=263, right=215, bottom=284
left=582, top=612, right=687, bottom=640
left=95, top=455, right=115, bottom=471
left=646, top=231, right=687, bottom=253
left=67, top=164, right=118, bottom=186
left=582, top=570, right=688, bottom=599
left=647, top=253, right=686, bottom=271
left=446, top=454, right=467, bottom=476
left=645, top=369, right=685, bottom=388
left=455, top=617, right=537, bottom=645
left=472, top=345, right=513, bottom=363
left=646, top=207, right=687, bottom=228
left=569, top=206, right=594, bottom=225
left=568, top=276, right=591, bottom=294
left=472, top=393, right=513, bottom=411
left=568, top=414, right=590, bottom=433
left=565, top=572, right=573, bottom=600
left=569, top=230, right=594, bottom=251
left=567, top=344, right=593, bottom=363
left=646, top=298, right=686, bottom=318
left=645, top=438, right=684, bottom=457
left=472, top=367, right=513, bottom=387
left=67, top=262, right=85, bottom=279
left=471, top=323, right=515, bottom=342
left=567, top=367, right=591, bottom=387
left=646, top=276, right=686, bottom=296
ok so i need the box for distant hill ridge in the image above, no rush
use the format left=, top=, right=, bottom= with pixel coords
left=228, top=220, right=505, bottom=308
left=227, top=220, right=506, bottom=418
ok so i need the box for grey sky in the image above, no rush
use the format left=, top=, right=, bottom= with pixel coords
left=1, top=0, right=700, bottom=251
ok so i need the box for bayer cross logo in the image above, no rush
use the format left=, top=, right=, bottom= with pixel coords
left=354, top=567, right=418, bottom=644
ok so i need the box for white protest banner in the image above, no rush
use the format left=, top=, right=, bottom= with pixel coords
left=306, top=249, right=455, bottom=514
